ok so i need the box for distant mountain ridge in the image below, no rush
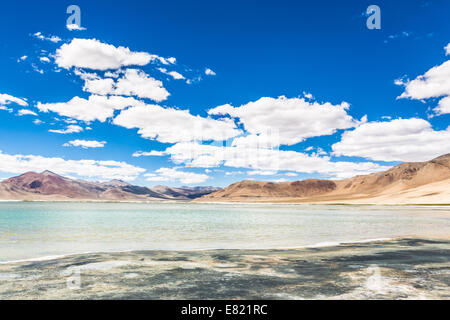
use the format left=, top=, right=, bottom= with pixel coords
left=2, top=154, right=449, bottom=204
left=0, top=171, right=220, bottom=201
left=196, top=154, right=450, bottom=204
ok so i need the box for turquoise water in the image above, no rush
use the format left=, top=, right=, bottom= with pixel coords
left=0, top=202, right=449, bottom=262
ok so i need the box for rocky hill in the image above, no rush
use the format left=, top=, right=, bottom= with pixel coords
left=0, top=171, right=220, bottom=202
left=196, top=154, right=450, bottom=204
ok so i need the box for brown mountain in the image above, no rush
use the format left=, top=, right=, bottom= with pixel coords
left=0, top=171, right=219, bottom=202
left=197, top=154, right=450, bottom=204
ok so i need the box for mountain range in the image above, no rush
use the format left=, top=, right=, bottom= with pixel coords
left=196, top=154, right=450, bottom=204
left=1, top=154, right=449, bottom=204
left=0, top=171, right=220, bottom=201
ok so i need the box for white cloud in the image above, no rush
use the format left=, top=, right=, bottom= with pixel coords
left=0, top=150, right=144, bottom=181
left=445, top=43, right=450, bottom=55
left=114, top=69, right=170, bottom=101
left=437, top=96, right=450, bottom=114
left=39, top=56, right=51, bottom=63
left=397, top=44, right=450, bottom=115
left=37, top=95, right=142, bottom=122
left=48, top=125, right=84, bottom=134
left=0, top=93, right=28, bottom=107
left=82, top=69, right=170, bottom=102
left=31, top=63, right=44, bottom=74
left=154, top=142, right=389, bottom=179
left=231, top=134, right=280, bottom=150
left=166, top=57, right=176, bottom=64
left=285, top=172, right=298, bottom=177
left=205, top=68, right=216, bottom=76
left=33, top=32, right=61, bottom=43
left=0, top=106, right=12, bottom=112
left=398, top=60, right=450, bottom=100
left=55, top=38, right=153, bottom=70
left=17, top=109, right=37, bottom=116
left=63, top=140, right=106, bottom=148
left=66, top=24, right=87, bottom=31
left=18, top=55, right=28, bottom=62
left=104, top=70, right=121, bottom=78
left=145, top=167, right=209, bottom=184
left=303, top=91, right=314, bottom=100
left=149, top=55, right=176, bottom=65
left=133, top=150, right=166, bottom=157
left=33, top=119, right=44, bottom=125
left=113, top=104, right=241, bottom=143
left=74, top=69, right=100, bottom=80
left=158, top=67, right=185, bottom=80
left=209, top=96, right=360, bottom=146
left=247, top=170, right=277, bottom=176
left=83, top=78, right=115, bottom=95
left=332, top=118, right=450, bottom=162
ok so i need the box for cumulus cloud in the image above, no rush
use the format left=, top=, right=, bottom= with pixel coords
left=63, top=139, right=106, bottom=148
left=0, top=93, right=28, bottom=107
left=209, top=96, right=360, bottom=146
left=397, top=43, right=450, bottom=115
left=83, top=78, right=115, bottom=95
left=113, top=69, right=170, bottom=101
left=81, top=69, right=170, bottom=102
left=113, top=104, right=241, bottom=143
left=145, top=167, right=209, bottom=184
left=231, top=134, right=280, bottom=150
left=48, top=125, right=84, bottom=134
left=149, top=142, right=389, bottom=179
left=398, top=60, right=450, bottom=100
left=37, top=95, right=142, bottom=122
left=332, top=118, right=450, bottom=162
left=55, top=38, right=153, bottom=70
left=437, top=96, right=450, bottom=114
left=0, top=150, right=144, bottom=181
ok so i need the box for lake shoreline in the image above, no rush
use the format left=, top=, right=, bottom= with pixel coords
left=1, top=199, right=450, bottom=206
left=1, top=238, right=449, bottom=299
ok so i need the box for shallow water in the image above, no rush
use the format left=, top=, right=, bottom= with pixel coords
left=1, top=239, right=449, bottom=299
left=0, top=202, right=449, bottom=262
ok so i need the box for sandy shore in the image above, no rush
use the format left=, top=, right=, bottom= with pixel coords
left=0, top=238, right=449, bottom=300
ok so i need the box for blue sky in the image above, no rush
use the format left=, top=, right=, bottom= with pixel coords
left=0, top=0, right=449, bottom=186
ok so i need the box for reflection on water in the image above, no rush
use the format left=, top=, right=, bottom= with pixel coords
left=0, top=202, right=449, bottom=262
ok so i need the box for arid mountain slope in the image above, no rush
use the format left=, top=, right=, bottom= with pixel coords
left=0, top=171, right=219, bottom=201
left=197, top=154, right=450, bottom=204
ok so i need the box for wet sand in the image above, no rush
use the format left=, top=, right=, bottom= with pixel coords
left=0, top=238, right=449, bottom=300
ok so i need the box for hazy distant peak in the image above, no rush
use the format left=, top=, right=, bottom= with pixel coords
left=102, top=179, right=131, bottom=187
left=40, top=170, right=60, bottom=176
